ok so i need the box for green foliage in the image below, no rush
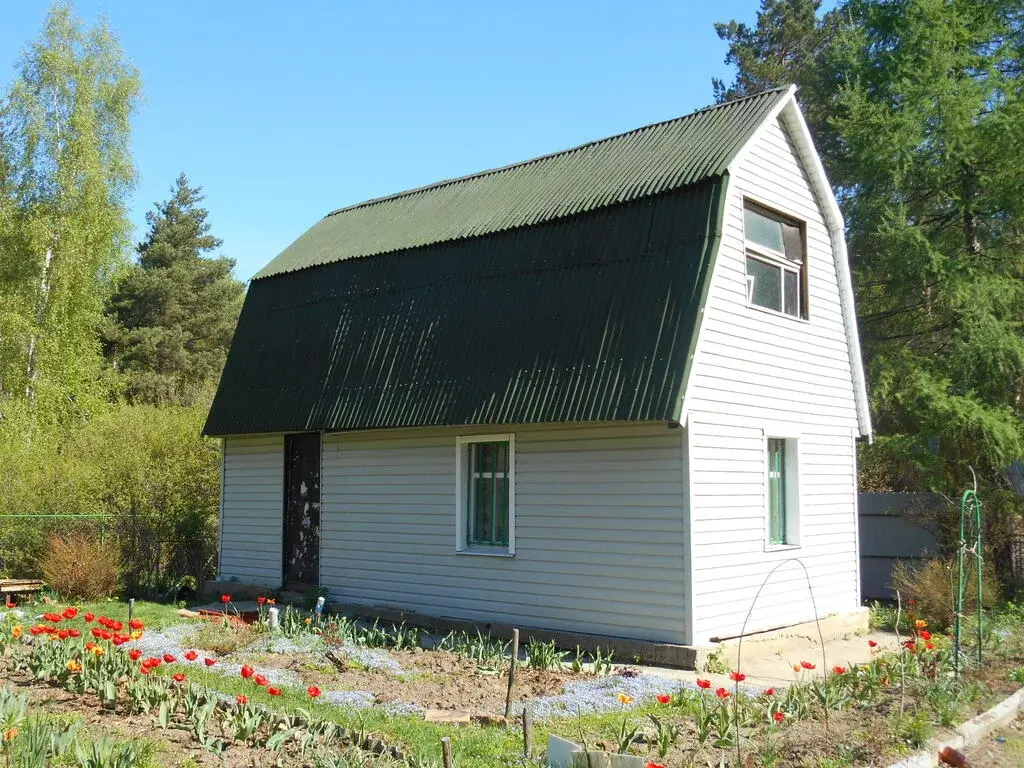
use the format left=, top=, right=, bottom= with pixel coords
left=0, top=2, right=141, bottom=425
left=104, top=173, right=244, bottom=406
left=0, top=402, right=220, bottom=594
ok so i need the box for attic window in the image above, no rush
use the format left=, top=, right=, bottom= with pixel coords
left=743, top=203, right=806, bottom=319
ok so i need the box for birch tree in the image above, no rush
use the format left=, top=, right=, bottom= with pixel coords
left=0, top=2, right=140, bottom=425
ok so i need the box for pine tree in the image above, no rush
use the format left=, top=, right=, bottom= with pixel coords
left=0, top=3, right=140, bottom=425
left=712, top=0, right=1024, bottom=559
left=105, top=174, right=245, bottom=405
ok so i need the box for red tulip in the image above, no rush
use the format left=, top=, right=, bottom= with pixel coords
left=99, top=630, right=113, bottom=641
left=267, top=686, right=282, bottom=696
left=129, top=619, right=144, bottom=630
left=240, top=665, right=254, bottom=679
left=867, top=640, right=878, bottom=648
left=140, top=665, right=150, bottom=675
left=204, top=657, right=216, bottom=667
left=62, top=607, right=78, bottom=620
left=646, top=763, right=667, bottom=768
left=173, top=673, right=186, bottom=683
left=57, top=629, right=70, bottom=640
left=799, top=661, right=816, bottom=670
left=919, top=630, right=932, bottom=641
left=926, top=641, right=935, bottom=650
left=729, top=671, right=746, bottom=682
left=129, top=649, right=142, bottom=661
left=4, top=601, right=14, bottom=609
left=833, top=666, right=846, bottom=675
left=163, top=654, right=176, bottom=663
left=111, top=621, right=123, bottom=632
left=257, top=596, right=266, bottom=606
left=236, top=694, right=248, bottom=705
left=307, top=685, right=322, bottom=698
left=254, top=674, right=268, bottom=687
left=773, top=711, right=785, bottom=723
left=147, top=658, right=161, bottom=668
left=715, top=688, right=729, bottom=699
left=655, top=694, right=671, bottom=704
left=184, top=650, right=198, bottom=661
left=68, top=629, right=81, bottom=638
left=696, top=678, right=711, bottom=689
left=83, top=613, right=95, bottom=623
left=91, top=627, right=102, bottom=639
left=220, top=594, right=231, bottom=604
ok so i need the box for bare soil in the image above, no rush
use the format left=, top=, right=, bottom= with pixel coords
left=251, top=647, right=577, bottom=713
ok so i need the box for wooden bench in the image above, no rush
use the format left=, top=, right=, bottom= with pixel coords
left=0, top=579, right=44, bottom=601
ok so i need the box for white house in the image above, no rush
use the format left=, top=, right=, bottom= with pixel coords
left=205, top=86, right=871, bottom=651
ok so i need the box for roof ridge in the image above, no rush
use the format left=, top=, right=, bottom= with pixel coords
left=322, top=87, right=789, bottom=220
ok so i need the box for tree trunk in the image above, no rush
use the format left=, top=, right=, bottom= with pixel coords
left=24, top=246, right=55, bottom=404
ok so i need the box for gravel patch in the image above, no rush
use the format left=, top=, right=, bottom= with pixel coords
left=516, top=673, right=763, bottom=720
left=127, top=623, right=192, bottom=660
left=245, top=634, right=325, bottom=655
left=215, top=662, right=302, bottom=688
left=337, top=646, right=403, bottom=674
left=320, top=689, right=377, bottom=709
left=381, top=700, right=425, bottom=717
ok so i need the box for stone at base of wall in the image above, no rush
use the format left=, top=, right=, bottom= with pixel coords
left=690, top=607, right=871, bottom=670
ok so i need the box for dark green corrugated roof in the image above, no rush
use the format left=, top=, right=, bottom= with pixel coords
left=205, top=181, right=727, bottom=436
left=255, top=88, right=787, bottom=279
left=205, top=89, right=787, bottom=436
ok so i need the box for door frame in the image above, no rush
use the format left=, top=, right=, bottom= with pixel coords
left=281, top=431, right=323, bottom=590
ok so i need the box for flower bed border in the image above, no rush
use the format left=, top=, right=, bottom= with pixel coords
left=886, top=686, right=1024, bottom=768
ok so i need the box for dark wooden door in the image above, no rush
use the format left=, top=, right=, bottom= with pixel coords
left=283, top=432, right=320, bottom=588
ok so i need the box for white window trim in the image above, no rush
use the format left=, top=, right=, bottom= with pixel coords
left=454, top=433, right=516, bottom=557
left=762, top=430, right=802, bottom=551
left=742, top=197, right=807, bottom=320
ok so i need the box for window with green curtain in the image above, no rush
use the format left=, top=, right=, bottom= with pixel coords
left=467, top=440, right=509, bottom=546
left=767, top=438, right=787, bottom=545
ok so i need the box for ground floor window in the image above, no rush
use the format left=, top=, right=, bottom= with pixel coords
left=766, top=436, right=800, bottom=547
left=455, top=434, right=515, bottom=554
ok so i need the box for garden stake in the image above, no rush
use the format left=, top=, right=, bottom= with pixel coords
left=521, top=707, right=533, bottom=757
left=128, top=599, right=134, bottom=627
left=954, top=471, right=984, bottom=677
left=504, top=628, right=519, bottom=720
left=441, top=736, right=453, bottom=768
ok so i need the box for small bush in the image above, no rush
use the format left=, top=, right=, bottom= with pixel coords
left=41, top=534, right=120, bottom=600
left=891, top=556, right=1000, bottom=631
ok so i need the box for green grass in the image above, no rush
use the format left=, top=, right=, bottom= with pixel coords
left=67, top=599, right=185, bottom=630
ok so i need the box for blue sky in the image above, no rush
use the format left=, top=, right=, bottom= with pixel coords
left=2, top=1, right=765, bottom=280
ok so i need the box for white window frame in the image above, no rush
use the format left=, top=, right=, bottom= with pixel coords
left=455, top=433, right=516, bottom=557
left=742, top=199, right=807, bottom=321
left=762, top=427, right=801, bottom=551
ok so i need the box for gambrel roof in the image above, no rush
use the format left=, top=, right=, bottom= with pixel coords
left=204, top=88, right=870, bottom=437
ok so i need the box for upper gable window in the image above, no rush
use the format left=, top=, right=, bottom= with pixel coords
left=743, top=203, right=807, bottom=319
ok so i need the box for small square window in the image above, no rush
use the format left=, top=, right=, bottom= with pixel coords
left=766, top=436, right=800, bottom=547
left=456, top=435, right=515, bottom=555
left=744, top=202, right=807, bottom=319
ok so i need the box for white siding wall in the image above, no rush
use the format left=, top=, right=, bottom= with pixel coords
left=320, top=423, right=687, bottom=643
left=220, top=434, right=283, bottom=586
left=685, top=112, right=861, bottom=644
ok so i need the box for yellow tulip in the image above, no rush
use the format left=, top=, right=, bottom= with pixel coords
left=11, top=625, right=22, bottom=639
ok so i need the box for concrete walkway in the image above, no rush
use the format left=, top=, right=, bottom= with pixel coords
left=635, top=630, right=902, bottom=690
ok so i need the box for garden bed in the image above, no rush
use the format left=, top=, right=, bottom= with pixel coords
left=2, top=598, right=1024, bottom=768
